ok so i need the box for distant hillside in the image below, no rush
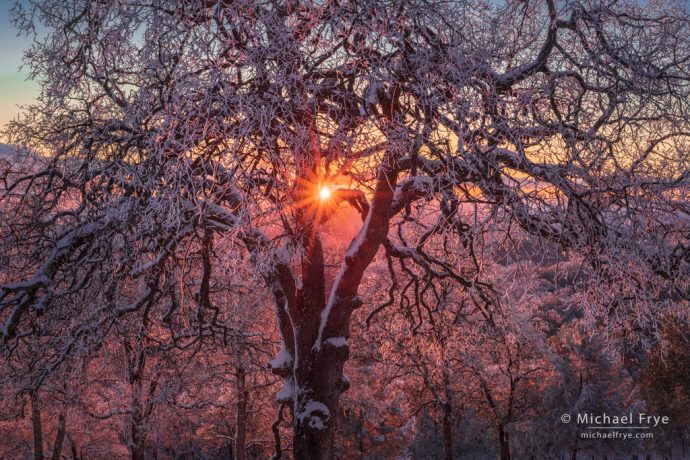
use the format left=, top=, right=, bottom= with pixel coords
left=0, top=143, right=19, bottom=160
left=0, top=143, right=42, bottom=161
left=0, top=143, right=43, bottom=175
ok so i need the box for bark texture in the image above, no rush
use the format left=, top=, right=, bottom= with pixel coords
left=31, top=392, right=43, bottom=460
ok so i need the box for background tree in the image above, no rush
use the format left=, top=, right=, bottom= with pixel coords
left=640, top=317, right=690, bottom=459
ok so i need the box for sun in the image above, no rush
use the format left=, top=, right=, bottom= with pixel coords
left=319, top=186, right=332, bottom=201
left=290, top=175, right=340, bottom=225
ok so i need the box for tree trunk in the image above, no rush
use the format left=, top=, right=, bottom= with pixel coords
left=293, top=161, right=398, bottom=459
left=498, top=423, right=510, bottom=460
left=235, top=366, right=248, bottom=460
left=442, top=367, right=454, bottom=460
left=291, top=290, right=361, bottom=460
left=129, top=346, right=146, bottom=460
left=292, top=236, right=343, bottom=460
left=681, top=428, right=686, bottom=460
left=67, top=434, right=79, bottom=460
left=292, top=365, right=340, bottom=460
left=31, top=392, right=44, bottom=460
left=357, top=408, right=365, bottom=459
left=262, top=152, right=398, bottom=459
left=51, top=413, right=67, bottom=460
left=130, top=407, right=145, bottom=460
left=443, top=402, right=453, bottom=460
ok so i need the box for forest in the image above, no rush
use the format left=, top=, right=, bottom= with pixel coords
left=1, top=0, right=689, bottom=458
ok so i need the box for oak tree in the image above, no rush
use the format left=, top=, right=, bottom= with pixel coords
left=3, top=0, right=690, bottom=457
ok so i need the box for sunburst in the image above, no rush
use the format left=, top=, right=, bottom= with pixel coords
left=318, top=186, right=332, bottom=201
left=290, top=172, right=338, bottom=227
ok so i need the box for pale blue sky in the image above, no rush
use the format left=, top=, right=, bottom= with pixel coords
left=0, top=0, right=38, bottom=135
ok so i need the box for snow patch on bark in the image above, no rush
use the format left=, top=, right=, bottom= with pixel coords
left=270, top=345, right=293, bottom=370
left=296, top=400, right=330, bottom=431
left=276, top=379, right=294, bottom=403
left=323, top=337, right=348, bottom=347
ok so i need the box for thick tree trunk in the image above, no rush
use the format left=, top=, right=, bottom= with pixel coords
left=498, top=423, right=510, bottom=460
left=292, top=162, right=398, bottom=459
left=50, top=413, right=67, bottom=460
left=290, top=280, right=366, bottom=460
left=292, top=350, right=346, bottom=460
left=292, top=236, right=345, bottom=460
left=31, top=392, right=43, bottom=460
left=235, top=366, right=248, bottom=460
left=262, top=152, right=398, bottom=459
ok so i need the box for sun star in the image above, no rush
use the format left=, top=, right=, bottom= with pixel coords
left=319, top=186, right=331, bottom=201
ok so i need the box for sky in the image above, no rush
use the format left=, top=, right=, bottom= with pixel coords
left=0, top=0, right=38, bottom=138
